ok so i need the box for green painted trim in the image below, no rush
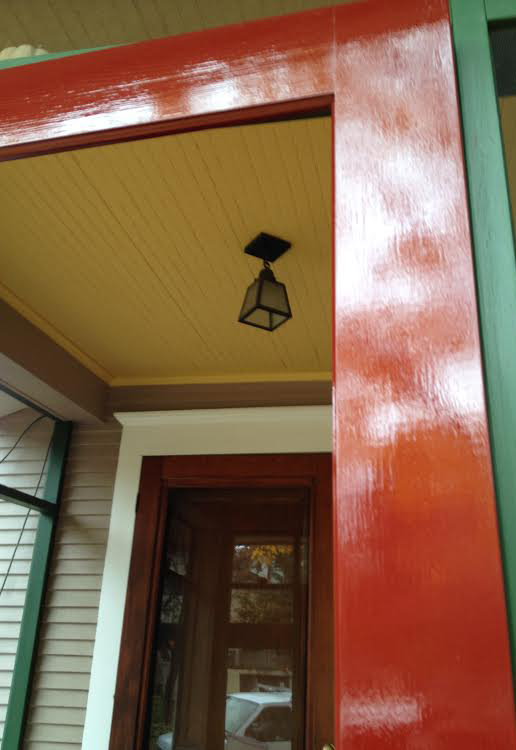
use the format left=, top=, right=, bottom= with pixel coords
left=43, top=422, right=71, bottom=506
left=1, top=421, right=71, bottom=750
left=1, top=515, right=54, bottom=750
left=451, top=0, right=516, bottom=697
left=486, top=0, right=516, bottom=23
left=0, top=484, right=54, bottom=515
left=0, top=45, right=113, bottom=71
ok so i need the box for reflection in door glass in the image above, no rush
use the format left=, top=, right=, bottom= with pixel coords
left=145, top=489, right=308, bottom=750
left=229, top=589, right=293, bottom=623
left=232, top=543, right=295, bottom=583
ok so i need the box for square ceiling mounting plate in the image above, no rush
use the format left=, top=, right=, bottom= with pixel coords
left=244, top=232, right=291, bottom=263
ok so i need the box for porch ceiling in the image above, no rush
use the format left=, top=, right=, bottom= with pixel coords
left=0, top=1, right=356, bottom=53
left=0, top=117, right=332, bottom=387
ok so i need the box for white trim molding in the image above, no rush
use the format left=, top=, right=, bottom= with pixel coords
left=82, top=406, right=332, bottom=750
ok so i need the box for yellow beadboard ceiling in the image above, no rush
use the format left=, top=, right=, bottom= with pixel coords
left=0, top=117, right=332, bottom=386
left=0, top=0, right=358, bottom=53
left=500, top=97, right=516, bottom=233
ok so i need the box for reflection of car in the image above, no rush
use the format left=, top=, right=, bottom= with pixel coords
left=157, top=733, right=174, bottom=750
left=157, top=691, right=292, bottom=750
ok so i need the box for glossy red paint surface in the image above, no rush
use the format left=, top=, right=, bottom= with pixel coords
left=0, top=8, right=334, bottom=158
left=333, top=3, right=516, bottom=746
left=1, top=1, right=515, bottom=747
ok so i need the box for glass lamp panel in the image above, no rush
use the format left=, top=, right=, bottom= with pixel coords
left=270, top=312, right=288, bottom=330
left=245, top=308, right=271, bottom=329
left=259, top=278, right=290, bottom=313
left=239, top=279, right=260, bottom=319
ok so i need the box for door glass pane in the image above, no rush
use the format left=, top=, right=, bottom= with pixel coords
left=229, top=589, right=293, bottom=624
left=145, top=489, right=308, bottom=750
left=231, top=543, right=295, bottom=584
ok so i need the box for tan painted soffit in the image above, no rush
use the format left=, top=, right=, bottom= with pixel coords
left=0, top=301, right=107, bottom=422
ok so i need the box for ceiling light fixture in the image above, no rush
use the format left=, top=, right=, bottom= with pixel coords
left=238, top=232, right=293, bottom=332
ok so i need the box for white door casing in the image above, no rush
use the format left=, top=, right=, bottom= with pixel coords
left=82, top=406, right=332, bottom=750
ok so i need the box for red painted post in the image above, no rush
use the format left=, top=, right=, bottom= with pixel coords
left=332, top=1, right=516, bottom=746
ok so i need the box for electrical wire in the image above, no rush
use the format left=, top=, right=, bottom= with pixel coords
left=0, top=415, right=53, bottom=598
left=0, top=415, right=45, bottom=467
left=0, top=510, right=32, bottom=599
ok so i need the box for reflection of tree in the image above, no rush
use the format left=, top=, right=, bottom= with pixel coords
left=233, top=544, right=294, bottom=584
left=231, top=544, right=294, bottom=624
left=161, top=577, right=184, bottom=624
left=232, top=589, right=292, bottom=624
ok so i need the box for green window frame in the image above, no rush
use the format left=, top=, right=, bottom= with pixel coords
left=451, top=0, right=516, bottom=698
left=0, top=395, right=71, bottom=750
left=486, top=0, right=516, bottom=23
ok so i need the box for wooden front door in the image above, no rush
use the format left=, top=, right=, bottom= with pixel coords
left=1, top=1, right=516, bottom=747
left=110, top=454, right=332, bottom=750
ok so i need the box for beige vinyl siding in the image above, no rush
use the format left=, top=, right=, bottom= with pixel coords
left=0, top=408, right=54, bottom=744
left=23, top=420, right=120, bottom=750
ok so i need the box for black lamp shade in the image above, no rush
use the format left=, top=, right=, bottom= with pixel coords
left=238, top=267, right=292, bottom=331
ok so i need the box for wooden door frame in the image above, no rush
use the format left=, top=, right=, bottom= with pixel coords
left=86, top=407, right=331, bottom=750
left=110, top=453, right=332, bottom=750
left=2, top=1, right=516, bottom=747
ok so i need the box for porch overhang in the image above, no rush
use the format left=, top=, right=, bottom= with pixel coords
left=0, top=299, right=332, bottom=420
left=0, top=300, right=107, bottom=422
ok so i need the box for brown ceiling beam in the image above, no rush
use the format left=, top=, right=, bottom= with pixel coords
left=0, top=300, right=107, bottom=422
left=1, top=300, right=331, bottom=421
left=106, top=380, right=332, bottom=416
